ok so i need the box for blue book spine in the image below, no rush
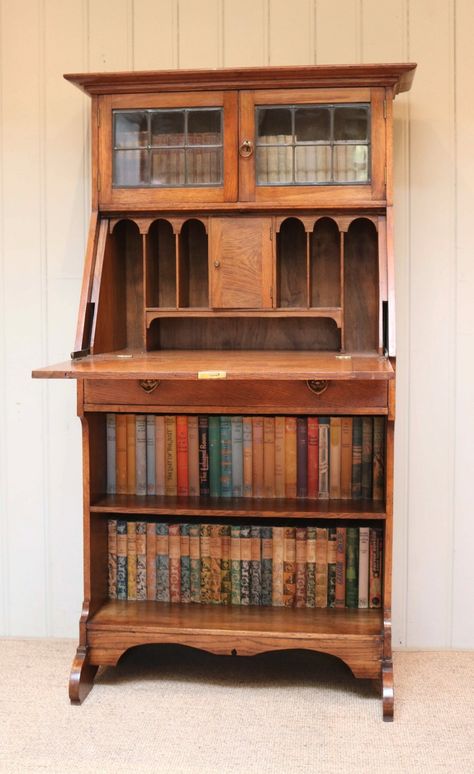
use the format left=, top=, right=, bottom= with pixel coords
left=261, top=525, right=273, bottom=606
left=155, top=522, right=170, bottom=602
left=208, top=416, right=221, bottom=497
left=146, top=415, right=156, bottom=495
left=220, top=416, right=232, bottom=497
left=231, top=416, right=243, bottom=496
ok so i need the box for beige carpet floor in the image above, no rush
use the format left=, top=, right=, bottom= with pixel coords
left=0, top=640, right=473, bottom=774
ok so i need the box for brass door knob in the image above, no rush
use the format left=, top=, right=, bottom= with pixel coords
left=214, top=260, right=221, bottom=268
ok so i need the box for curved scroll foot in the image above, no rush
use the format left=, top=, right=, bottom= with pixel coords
left=382, top=659, right=394, bottom=721
left=69, top=646, right=99, bottom=704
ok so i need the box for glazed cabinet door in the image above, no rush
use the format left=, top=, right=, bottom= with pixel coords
left=98, top=91, right=238, bottom=208
left=238, top=88, right=386, bottom=206
left=209, top=217, right=273, bottom=309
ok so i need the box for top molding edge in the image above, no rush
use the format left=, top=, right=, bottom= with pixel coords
left=64, top=63, right=417, bottom=97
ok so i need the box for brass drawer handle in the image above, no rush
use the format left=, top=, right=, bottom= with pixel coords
left=239, top=139, right=254, bottom=158
left=306, top=379, right=329, bottom=396
left=139, top=379, right=160, bottom=394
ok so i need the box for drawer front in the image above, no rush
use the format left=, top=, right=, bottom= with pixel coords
left=84, top=379, right=388, bottom=413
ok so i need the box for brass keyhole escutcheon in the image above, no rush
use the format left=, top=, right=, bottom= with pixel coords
left=138, top=379, right=160, bottom=394
left=306, top=379, right=329, bottom=396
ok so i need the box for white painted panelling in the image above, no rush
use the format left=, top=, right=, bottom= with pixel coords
left=0, top=0, right=473, bottom=647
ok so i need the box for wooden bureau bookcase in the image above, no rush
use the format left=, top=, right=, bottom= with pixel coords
left=33, top=63, right=416, bottom=720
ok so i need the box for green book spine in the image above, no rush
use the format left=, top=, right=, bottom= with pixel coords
left=155, top=522, right=170, bottom=602
left=240, top=525, right=251, bottom=605
left=230, top=525, right=241, bottom=604
left=189, top=524, right=201, bottom=603
left=220, top=525, right=232, bottom=605
left=327, top=527, right=337, bottom=608
left=361, top=417, right=373, bottom=499
left=220, top=416, right=232, bottom=497
left=231, top=416, right=243, bottom=496
left=136, top=521, right=147, bottom=601
left=372, top=417, right=385, bottom=500
left=250, top=525, right=261, bottom=605
left=200, top=524, right=213, bottom=604
left=208, top=417, right=221, bottom=497
left=305, top=526, right=316, bottom=608
left=351, top=417, right=363, bottom=499
left=116, top=520, right=128, bottom=601
left=180, top=524, right=191, bottom=604
left=261, top=526, right=273, bottom=606
left=345, top=527, right=359, bottom=608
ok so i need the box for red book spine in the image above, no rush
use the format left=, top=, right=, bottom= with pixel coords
left=307, top=417, right=319, bottom=498
left=176, top=415, right=189, bottom=496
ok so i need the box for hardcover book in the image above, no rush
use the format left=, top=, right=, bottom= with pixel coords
left=189, top=523, right=201, bottom=603
left=240, top=525, right=252, bottom=605
left=329, top=417, right=342, bottom=499
left=242, top=417, right=253, bottom=497
left=345, top=527, right=359, bottom=608
left=306, top=526, right=316, bottom=608
left=156, top=522, right=170, bottom=602
left=307, top=417, right=319, bottom=499
left=335, top=527, right=346, bottom=608
left=199, top=524, right=212, bottom=604
left=107, top=519, right=117, bottom=598
left=326, top=527, right=337, bottom=607
left=284, top=417, right=297, bottom=498
left=220, top=416, right=232, bottom=498
left=315, top=527, right=329, bottom=608
left=106, top=414, right=116, bottom=494
left=208, top=416, right=221, bottom=497
left=176, top=415, right=189, bottom=496
left=136, top=521, right=147, bottom=600
left=261, top=525, right=273, bottom=606
left=296, top=417, right=308, bottom=497
left=230, top=524, right=241, bottom=604
left=198, top=416, right=210, bottom=496
left=135, top=415, right=147, bottom=496
left=187, top=416, right=200, bottom=497
left=271, top=526, right=284, bottom=606
left=231, top=416, right=243, bottom=496
left=115, top=414, right=127, bottom=495
left=146, top=522, right=156, bottom=600
left=372, top=417, right=385, bottom=500
left=263, top=417, right=275, bottom=497
left=283, top=526, right=296, bottom=607
left=116, top=519, right=128, bottom=600
left=351, top=417, right=363, bottom=499
left=126, top=414, right=136, bottom=495
left=361, top=417, right=374, bottom=499
left=220, top=525, right=232, bottom=605
left=165, top=415, right=177, bottom=496
left=146, top=415, right=156, bottom=495
left=250, top=525, right=262, bottom=605
left=274, top=416, right=286, bottom=498
left=295, top=526, right=307, bottom=607
left=155, top=415, right=165, bottom=496
left=358, top=526, right=370, bottom=608
left=180, top=523, right=191, bottom=603
left=340, top=417, right=353, bottom=499
left=318, top=417, right=330, bottom=499
left=252, top=416, right=264, bottom=498
left=127, top=520, right=137, bottom=600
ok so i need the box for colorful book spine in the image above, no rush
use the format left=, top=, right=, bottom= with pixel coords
left=208, top=417, right=221, bottom=497
left=240, top=525, right=251, bottom=605
left=200, top=524, right=212, bottom=604
left=361, top=417, right=373, bottom=499
left=146, top=522, right=156, bottom=600
left=210, top=524, right=222, bottom=603
left=261, top=526, right=273, bottom=606
left=272, top=526, right=284, bottom=606
left=369, top=528, right=383, bottom=608
left=351, top=417, right=363, bottom=499
left=220, top=525, right=232, bottom=605
left=187, top=416, right=200, bottom=496
left=155, top=415, right=165, bottom=496
left=315, top=527, right=328, bottom=608
left=263, top=417, right=275, bottom=497
left=180, top=523, right=191, bottom=603
left=252, top=416, right=264, bottom=497
left=283, top=526, right=296, bottom=607
left=306, top=526, right=316, bottom=608
left=295, top=526, right=307, bottom=607
left=307, top=417, right=319, bottom=498
left=372, top=417, right=385, bottom=500
left=156, top=523, right=170, bottom=602
left=126, top=414, right=136, bottom=495
left=285, top=417, right=297, bottom=498
left=165, top=415, right=177, bottom=496
left=329, top=417, right=342, bottom=499
left=345, top=527, right=359, bottom=608
left=335, top=527, right=346, bottom=608
left=127, top=521, right=137, bottom=600
left=146, top=415, right=156, bottom=495
left=189, top=524, right=201, bottom=603
left=327, top=527, right=337, bottom=607
left=231, top=416, right=243, bottom=496
left=106, top=414, right=116, bottom=494
left=274, top=416, right=286, bottom=498
left=250, top=526, right=261, bottom=605
left=230, top=525, right=241, bottom=604
left=115, top=414, right=127, bottom=495
left=108, top=519, right=117, bottom=598
left=318, top=417, right=330, bottom=499
left=198, top=416, right=210, bottom=496
left=358, top=526, right=370, bottom=608
left=220, top=416, right=232, bottom=497
left=116, top=519, right=128, bottom=600
left=340, top=417, right=353, bottom=499
left=135, top=415, right=147, bottom=496
left=296, top=417, right=308, bottom=497
left=242, top=417, right=253, bottom=497
left=136, top=521, right=147, bottom=600
left=176, top=415, right=189, bottom=496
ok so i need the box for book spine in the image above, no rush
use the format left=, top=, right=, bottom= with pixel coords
left=295, top=526, right=307, bottom=607
left=274, top=416, right=286, bottom=498
left=165, top=416, right=177, bottom=496
left=369, top=528, right=383, bottom=608
left=272, top=526, right=284, bottom=606
left=306, top=526, right=316, bottom=608
left=200, top=524, right=212, bottom=604
left=358, top=526, right=370, bottom=608
left=127, top=521, right=137, bottom=600
left=146, top=415, right=156, bottom=495
left=242, top=417, right=253, bottom=497
left=329, top=417, right=342, bottom=499
left=106, top=414, right=116, bottom=494
left=189, top=524, right=201, bottom=603
left=315, top=527, right=329, bottom=608
left=283, top=526, right=296, bottom=607
left=136, top=521, right=147, bottom=600
left=198, top=416, right=210, bottom=496
left=318, top=418, right=330, bottom=499
left=180, top=523, right=191, bottom=604
left=263, top=417, right=275, bottom=497
left=335, top=527, right=346, bottom=608
left=230, top=525, right=241, bottom=605
left=240, top=525, right=251, bottom=605
left=126, top=414, right=136, bottom=495
left=250, top=526, right=261, bottom=605
left=340, top=417, right=353, bottom=499
left=176, top=415, right=189, bottom=496
left=155, top=415, right=165, bottom=496
left=351, top=417, right=363, bottom=499
left=372, top=417, right=385, bottom=500
left=296, top=417, right=308, bottom=497
left=327, top=527, right=337, bottom=607
left=220, top=525, right=232, bottom=605
left=285, top=417, right=297, bottom=498
left=231, top=416, right=243, bottom=496
left=208, top=417, right=221, bottom=497
left=307, top=417, right=319, bottom=499
left=146, top=522, right=156, bottom=600
left=156, top=523, right=170, bottom=602
left=361, top=417, right=374, bottom=499
left=135, top=415, right=147, bottom=496
left=107, top=519, right=117, bottom=599
left=187, top=416, right=200, bottom=497
left=252, top=416, right=264, bottom=497
left=261, top=526, right=273, bottom=606
left=116, top=519, right=128, bottom=600
left=115, top=414, right=127, bottom=495
left=345, top=527, right=359, bottom=607
left=220, top=416, right=232, bottom=498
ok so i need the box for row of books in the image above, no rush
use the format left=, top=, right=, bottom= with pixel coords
left=108, top=520, right=383, bottom=609
left=106, top=414, right=385, bottom=501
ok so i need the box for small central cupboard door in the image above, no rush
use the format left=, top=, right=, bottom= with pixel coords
left=209, top=217, right=273, bottom=309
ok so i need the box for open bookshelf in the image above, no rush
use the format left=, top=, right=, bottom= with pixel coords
left=33, top=62, right=416, bottom=720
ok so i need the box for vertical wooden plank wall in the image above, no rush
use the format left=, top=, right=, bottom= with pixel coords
left=0, top=0, right=472, bottom=647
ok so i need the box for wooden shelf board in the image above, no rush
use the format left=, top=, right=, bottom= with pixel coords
left=90, top=494, right=385, bottom=519
left=32, top=349, right=394, bottom=381
left=89, top=600, right=383, bottom=639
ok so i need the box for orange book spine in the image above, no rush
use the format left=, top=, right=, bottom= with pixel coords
left=252, top=416, right=264, bottom=497
left=242, top=417, right=253, bottom=497
left=164, top=415, right=177, bottom=496
left=284, top=417, right=297, bottom=498
left=263, top=416, right=275, bottom=497
left=340, top=417, right=353, bottom=499
left=115, top=414, right=127, bottom=495
left=272, top=526, right=284, bottom=606
left=155, top=415, right=165, bottom=496
left=126, top=415, right=136, bottom=495
left=176, top=415, right=189, bottom=496
left=274, top=416, right=286, bottom=498
left=169, top=523, right=181, bottom=603
left=329, top=417, right=342, bottom=499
